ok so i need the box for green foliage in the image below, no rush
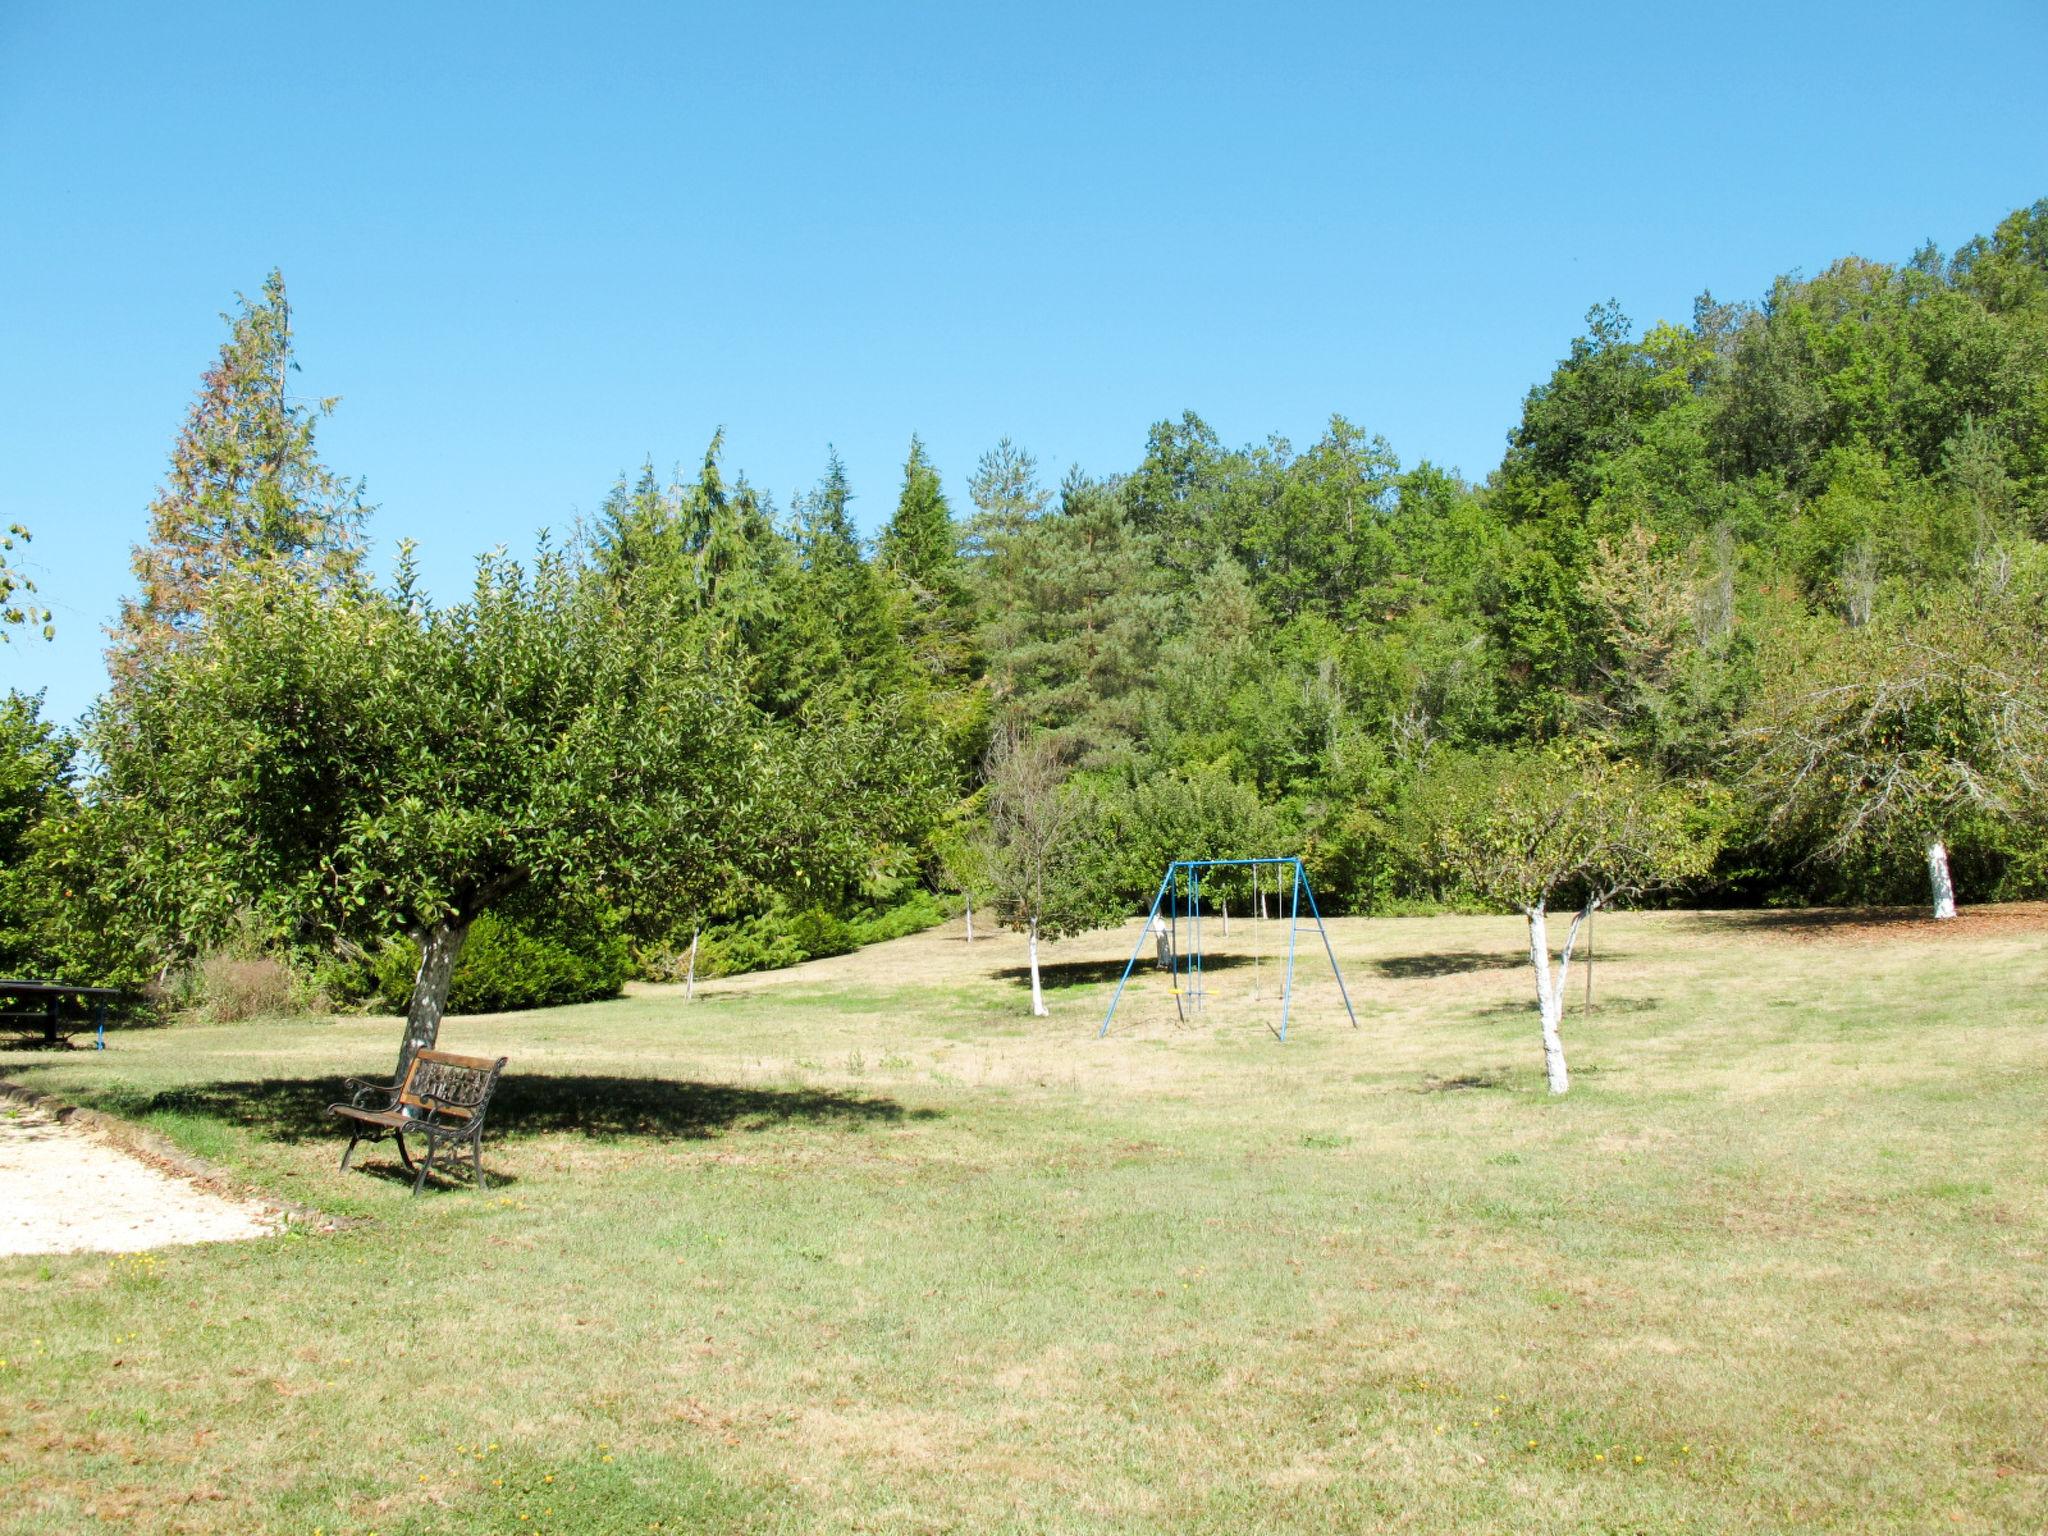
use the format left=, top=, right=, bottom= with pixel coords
left=27, top=195, right=2048, bottom=1014
left=89, top=524, right=946, bottom=1032
left=973, top=730, right=1122, bottom=941
left=1406, top=745, right=1727, bottom=915
left=1738, top=557, right=2048, bottom=882
left=689, top=890, right=956, bottom=980
left=0, top=692, right=74, bottom=976
left=0, top=523, right=52, bottom=641
left=369, top=909, right=629, bottom=1015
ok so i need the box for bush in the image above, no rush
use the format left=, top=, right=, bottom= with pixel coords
left=675, top=891, right=959, bottom=981
left=849, top=889, right=953, bottom=945
left=369, top=909, right=627, bottom=1015
left=195, top=953, right=299, bottom=1021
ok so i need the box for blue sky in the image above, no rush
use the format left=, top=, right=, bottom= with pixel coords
left=3, top=0, right=2044, bottom=724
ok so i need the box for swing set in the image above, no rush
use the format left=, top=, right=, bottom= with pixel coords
left=1097, top=857, right=1358, bottom=1040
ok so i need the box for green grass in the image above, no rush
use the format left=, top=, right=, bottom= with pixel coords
left=2, top=908, right=2044, bottom=1533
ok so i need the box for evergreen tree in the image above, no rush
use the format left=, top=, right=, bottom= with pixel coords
left=979, top=473, right=1167, bottom=764
left=880, top=435, right=957, bottom=585
left=962, top=437, right=1051, bottom=559
left=113, top=271, right=367, bottom=680
left=797, top=448, right=862, bottom=571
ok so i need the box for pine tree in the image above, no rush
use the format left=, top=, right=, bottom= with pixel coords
left=962, top=437, right=1050, bottom=559
left=112, top=271, right=367, bottom=679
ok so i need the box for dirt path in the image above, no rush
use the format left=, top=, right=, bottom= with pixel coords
left=0, top=1104, right=277, bottom=1257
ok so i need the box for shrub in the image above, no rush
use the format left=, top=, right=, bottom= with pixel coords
left=370, top=909, right=627, bottom=1015
left=675, top=891, right=959, bottom=981
left=849, top=889, right=953, bottom=945
left=196, top=953, right=299, bottom=1021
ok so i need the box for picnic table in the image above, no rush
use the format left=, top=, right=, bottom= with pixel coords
left=0, top=980, right=123, bottom=1049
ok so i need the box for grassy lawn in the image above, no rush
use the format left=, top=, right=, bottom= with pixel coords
left=2, top=907, right=2044, bottom=1534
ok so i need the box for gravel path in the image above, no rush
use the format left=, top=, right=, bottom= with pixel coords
left=0, top=1104, right=277, bottom=1256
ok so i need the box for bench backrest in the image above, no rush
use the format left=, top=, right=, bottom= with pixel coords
left=399, top=1050, right=506, bottom=1120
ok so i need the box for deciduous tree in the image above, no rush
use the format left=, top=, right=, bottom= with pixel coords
left=0, top=523, right=51, bottom=642
left=1411, top=747, right=1722, bottom=1093
left=1738, top=570, right=2048, bottom=917
left=973, top=729, right=1118, bottom=1016
left=94, top=538, right=944, bottom=1078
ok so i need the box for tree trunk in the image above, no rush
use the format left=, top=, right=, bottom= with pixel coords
left=1221, top=897, right=1229, bottom=937
left=1927, top=839, right=1958, bottom=921
left=1525, top=904, right=1569, bottom=1095
left=685, top=927, right=699, bottom=1002
left=396, top=916, right=472, bottom=1083
left=964, top=893, right=974, bottom=944
left=1028, top=918, right=1047, bottom=1017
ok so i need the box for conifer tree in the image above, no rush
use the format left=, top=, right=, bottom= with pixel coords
left=113, top=271, right=367, bottom=680
left=962, top=437, right=1050, bottom=559
left=880, top=435, right=957, bottom=584
left=797, top=448, right=862, bottom=570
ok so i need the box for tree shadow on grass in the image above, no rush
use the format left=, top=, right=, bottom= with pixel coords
left=1472, top=995, right=1659, bottom=1022
left=343, top=1154, right=525, bottom=1192
left=105, top=1073, right=935, bottom=1147
left=993, top=953, right=1255, bottom=990
left=1373, top=950, right=1525, bottom=980
left=1415, top=1072, right=1511, bottom=1093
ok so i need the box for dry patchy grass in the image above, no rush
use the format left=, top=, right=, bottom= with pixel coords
left=1, top=907, right=2044, bottom=1533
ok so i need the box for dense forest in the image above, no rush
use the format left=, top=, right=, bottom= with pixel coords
left=4, top=201, right=2046, bottom=1018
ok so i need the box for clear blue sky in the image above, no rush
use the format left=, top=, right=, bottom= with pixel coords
left=3, top=0, right=2044, bottom=724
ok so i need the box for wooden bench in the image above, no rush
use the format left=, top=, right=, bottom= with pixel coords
left=327, top=1049, right=508, bottom=1195
left=0, top=979, right=123, bottom=1049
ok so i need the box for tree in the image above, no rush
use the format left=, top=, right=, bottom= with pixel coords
left=783, top=450, right=910, bottom=707
left=112, top=271, right=367, bottom=679
left=0, top=693, right=71, bottom=974
left=93, top=538, right=944, bottom=1078
left=796, top=448, right=862, bottom=570
left=0, top=523, right=51, bottom=641
left=1410, top=747, right=1722, bottom=1093
left=1738, top=571, right=2048, bottom=917
left=880, top=435, right=957, bottom=586
left=977, top=474, right=1167, bottom=764
left=973, top=729, right=1118, bottom=1016
left=962, top=437, right=1051, bottom=559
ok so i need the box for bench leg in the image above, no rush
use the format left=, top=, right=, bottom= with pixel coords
left=471, top=1137, right=488, bottom=1192
left=411, top=1137, right=437, bottom=1196
left=393, top=1131, right=415, bottom=1173
left=339, top=1130, right=362, bottom=1171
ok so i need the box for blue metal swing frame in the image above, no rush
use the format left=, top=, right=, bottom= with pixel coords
left=1097, top=857, right=1358, bottom=1040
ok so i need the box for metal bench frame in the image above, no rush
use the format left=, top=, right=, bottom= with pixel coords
left=327, top=1049, right=507, bottom=1195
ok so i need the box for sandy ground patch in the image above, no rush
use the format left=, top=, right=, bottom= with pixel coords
left=0, top=1104, right=277, bottom=1256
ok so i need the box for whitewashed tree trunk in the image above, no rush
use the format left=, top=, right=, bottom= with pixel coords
left=684, top=927, right=699, bottom=1002
left=964, top=893, right=974, bottom=943
left=1927, top=839, right=1957, bottom=921
left=1524, top=899, right=1599, bottom=1096
left=1221, top=897, right=1229, bottom=937
left=1028, top=918, right=1047, bottom=1017
left=397, top=916, right=472, bottom=1082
